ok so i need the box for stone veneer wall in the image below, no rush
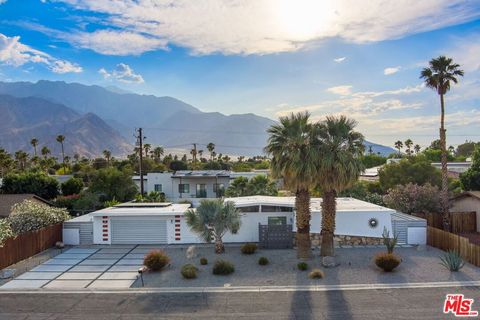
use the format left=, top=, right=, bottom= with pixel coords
left=293, top=233, right=383, bottom=247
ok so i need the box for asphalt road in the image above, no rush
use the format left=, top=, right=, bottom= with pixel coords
left=0, top=287, right=479, bottom=319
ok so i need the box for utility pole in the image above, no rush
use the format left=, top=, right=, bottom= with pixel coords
left=192, top=143, right=197, bottom=169
left=136, top=128, right=145, bottom=195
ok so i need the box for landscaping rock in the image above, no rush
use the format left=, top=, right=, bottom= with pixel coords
left=186, top=246, right=197, bottom=259
left=321, top=256, right=339, bottom=268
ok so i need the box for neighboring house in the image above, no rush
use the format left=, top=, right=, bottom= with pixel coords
left=431, top=162, right=472, bottom=179
left=63, top=196, right=426, bottom=246
left=132, top=170, right=270, bottom=204
left=359, top=166, right=381, bottom=181
left=450, top=191, right=480, bottom=232
left=0, top=194, right=51, bottom=218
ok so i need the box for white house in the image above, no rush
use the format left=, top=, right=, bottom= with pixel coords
left=63, top=196, right=426, bottom=246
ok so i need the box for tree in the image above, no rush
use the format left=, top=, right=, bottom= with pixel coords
left=41, top=146, right=50, bottom=159
left=224, top=176, right=249, bottom=197
left=414, top=144, right=421, bottom=154
left=0, top=172, right=59, bottom=199
left=225, top=175, right=278, bottom=197
left=317, top=116, right=365, bottom=257
left=456, top=141, right=479, bottom=158
left=56, top=135, right=66, bottom=173
left=89, top=167, right=138, bottom=202
left=265, top=112, right=320, bottom=258
left=185, top=199, right=241, bottom=254
left=143, top=144, right=151, bottom=158
left=383, top=183, right=442, bottom=215
left=460, top=146, right=480, bottom=191
left=207, top=143, right=215, bottom=160
left=61, top=177, right=84, bottom=196
left=394, top=140, right=403, bottom=155
left=152, top=147, right=164, bottom=163
left=103, top=150, right=112, bottom=166
left=0, top=149, right=13, bottom=177
left=14, top=150, right=28, bottom=171
left=404, top=139, right=413, bottom=156
left=420, top=56, right=464, bottom=231
left=360, top=154, right=386, bottom=169
left=30, top=138, right=39, bottom=156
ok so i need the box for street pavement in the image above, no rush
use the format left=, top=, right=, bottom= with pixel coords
left=0, top=286, right=478, bottom=319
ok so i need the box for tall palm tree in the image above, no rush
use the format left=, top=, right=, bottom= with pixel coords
left=404, top=139, right=413, bottom=156
left=414, top=144, right=421, bottom=154
left=185, top=199, right=241, bottom=254
left=41, top=146, right=50, bottom=160
left=317, top=116, right=365, bottom=257
left=394, top=140, right=403, bottom=156
left=207, top=143, right=215, bottom=160
left=30, top=138, right=39, bottom=156
left=103, top=149, right=112, bottom=166
left=420, top=56, right=464, bottom=231
left=143, top=144, right=151, bottom=158
left=265, top=112, right=321, bottom=258
left=56, top=135, right=66, bottom=173
left=152, top=146, right=164, bottom=163
left=14, top=150, right=29, bottom=171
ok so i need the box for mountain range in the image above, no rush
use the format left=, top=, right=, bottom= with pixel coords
left=0, top=80, right=395, bottom=157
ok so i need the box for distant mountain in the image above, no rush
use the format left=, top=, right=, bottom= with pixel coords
left=0, top=95, right=132, bottom=158
left=364, top=141, right=396, bottom=156
left=0, top=80, right=395, bottom=156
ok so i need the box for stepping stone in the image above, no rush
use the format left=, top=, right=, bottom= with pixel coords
left=44, top=280, right=91, bottom=289
left=89, top=253, right=124, bottom=259
left=98, top=272, right=138, bottom=280
left=57, top=272, right=101, bottom=280
left=97, top=248, right=131, bottom=254
left=54, top=253, right=92, bottom=259
left=43, top=259, right=82, bottom=265
left=79, top=259, right=118, bottom=266
left=16, top=272, right=61, bottom=280
left=31, top=265, right=72, bottom=272
left=1, top=279, right=49, bottom=289
left=130, top=249, right=153, bottom=254
left=88, top=280, right=135, bottom=289
left=123, top=254, right=146, bottom=259
left=64, top=248, right=98, bottom=254
left=116, top=259, right=143, bottom=265
left=109, top=265, right=143, bottom=272
left=69, top=265, right=110, bottom=272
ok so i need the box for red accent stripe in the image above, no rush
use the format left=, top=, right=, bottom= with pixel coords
left=103, top=216, right=108, bottom=219
left=175, top=238, right=181, bottom=240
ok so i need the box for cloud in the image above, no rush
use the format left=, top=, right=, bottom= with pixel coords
left=384, top=66, right=400, bottom=75
left=0, top=0, right=7, bottom=4
left=334, top=57, right=346, bottom=63
left=38, top=0, right=480, bottom=55
left=99, top=63, right=144, bottom=83
left=327, top=85, right=352, bottom=95
left=0, top=33, right=82, bottom=73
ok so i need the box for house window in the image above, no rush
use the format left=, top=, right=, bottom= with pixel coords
left=262, top=206, right=293, bottom=212
left=196, top=184, right=207, bottom=198
left=268, top=217, right=287, bottom=225
left=178, top=184, right=190, bottom=194
left=237, top=206, right=260, bottom=212
left=213, top=183, right=225, bottom=197
left=154, top=184, right=162, bottom=192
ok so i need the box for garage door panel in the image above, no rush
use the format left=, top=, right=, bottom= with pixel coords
left=111, top=217, right=167, bottom=244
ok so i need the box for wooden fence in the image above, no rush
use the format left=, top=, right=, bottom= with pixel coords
left=427, top=226, right=480, bottom=267
left=0, top=223, right=62, bottom=270
left=413, top=212, right=476, bottom=234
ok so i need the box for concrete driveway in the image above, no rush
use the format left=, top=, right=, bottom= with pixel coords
left=1, top=245, right=152, bottom=289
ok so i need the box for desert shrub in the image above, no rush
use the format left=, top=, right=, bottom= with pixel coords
left=374, top=253, right=401, bottom=272
left=54, top=194, right=80, bottom=210
left=241, top=242, right=257, bottom=254
left=8, top=200, right=70, bottom=234
left=181, top=264, right=198, bottom=279
left=0, top=172, right=59, bottom=199
left=383, top=183, right=441, bottom=214
left=258, top=257, right=269, bottom=265
left=309, top=269, right=324, bottom=279
left=0, top=219, right=15, bottom=247
left=212, top=259, right=235, bottom=275
left=61, top=177, right=84, bottom=196
left=382, top=227, right=398, bottom=254
left=297, top=262, right=308, bottom=271
left=200, top=257, right=208, bottom=265
left=143, top=250, right=170, bottom=271
left=440, top=250, right=465, bottom=272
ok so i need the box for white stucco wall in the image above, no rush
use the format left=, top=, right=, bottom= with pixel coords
left=93, top=216, right=111, bottom=244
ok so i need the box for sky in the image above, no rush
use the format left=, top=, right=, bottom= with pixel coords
left=0, top=0, right=480, bottom=149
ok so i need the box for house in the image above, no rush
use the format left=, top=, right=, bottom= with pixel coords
left=0, top=194, right=52, bottom=218
left=63, top=196, right=426, bottom=246
left=450, top=191, right=480, bottom=232
left=431, top=162, right=472, bottom=178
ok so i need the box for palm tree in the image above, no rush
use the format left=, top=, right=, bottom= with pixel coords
left=41, top=146, right=51, bottom=160
left=394, top=140, right=403, bottom=156
left=207, top=143, right=215, bottom=160
left=0, top=148, right=14, bottom=177
left=317, top=116, right=365, bottom=257
left=103, top=149, right=112, bottom=166
left=414, top=144, right=421, bottom=154
left=143, top=144, right=151, bottom=158
left=185, top=199, right=241, bottom=254
left=30, top=138, right=39, bottom=156
left=152, top=146, right=164, bottom=163
left=404, top=139, right=413, bottom=156
left=420, top=56, right=464, bottom=231
left=14, top=150, right=29, bottom=171
left=56, top=135, right=66, bottom=173
left=265, top=112, right=320, bottom=258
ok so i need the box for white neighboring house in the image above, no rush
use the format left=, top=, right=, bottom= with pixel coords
left=63, top=196, right=426, bottom=246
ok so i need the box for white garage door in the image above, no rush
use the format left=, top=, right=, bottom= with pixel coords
left=111, top=216, right=168, bottom=244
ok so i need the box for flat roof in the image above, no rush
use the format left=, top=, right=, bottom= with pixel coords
left=172, top=170, right=231, bottom=178
left=224, top=196, right=396, bottom=212
left=90, top=203, right=191, bottom=217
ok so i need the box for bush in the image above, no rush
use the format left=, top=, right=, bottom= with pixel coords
left=54, top=194, right=80, bottom=210
left=0, top=219, right=15, bottom=247
left=258, top=257, right=269, bottom=265
left=440, top=250, right=465, bottom=271
left=200, top=257, right=208, bottom=265
left=143, top=250, right=170, bottom=271
left=61, top=177, right=84, bottom=196
left=241, top=242, right=257, bottom=254
left=8, top=200, right=70, bottom=234
left=181, top=264, right=198, bottom=279
left=374, top=253, right=401, bottom=272
left=383, top=183, right=441, bottom=214
left=309, top=269, right=324, bottom=279
left=297, top=262, right=308, bottom=271
left=72, top=191, right=101, bottom=211
left=212, top=259, right=235, bottom=275
left=0, top=172, right=59, bottom=200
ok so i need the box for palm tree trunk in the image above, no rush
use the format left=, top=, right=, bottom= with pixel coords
left=295, top=188, right=311, bottom=259
left=214, top=237, right=225, bottom=254
left=439, top=93, right=450, bottom=231
left=320, top=190, right=336, bottom=257
left=61, top=143, right=66, bottom=173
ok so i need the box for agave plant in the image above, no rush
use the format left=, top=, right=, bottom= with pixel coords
left=382, top=227, right=398, bottom=254
left=439, top=250, right=465, bottom=272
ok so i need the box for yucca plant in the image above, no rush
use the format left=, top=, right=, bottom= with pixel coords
left=382, top=227, right=398, bottom=254
left=439, top=250, right=465, bottom=272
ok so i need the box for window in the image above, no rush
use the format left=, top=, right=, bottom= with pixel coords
left=237, top=206, right=260, bottom=213
left=196, top=184, right=207, bottom=198
left=268, top=217, right=287, bottom=225
left=154, top=184, right=162, bottom=192
left=178, top=184, right=190, bottom=194
left=213, top=183, right=225, bottom=197
left=262, top=206, right=293, bottom=212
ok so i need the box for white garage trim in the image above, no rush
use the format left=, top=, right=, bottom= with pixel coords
left=111, top=216, right=168, bottom=244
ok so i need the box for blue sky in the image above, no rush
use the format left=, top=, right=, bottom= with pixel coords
left=1, top=0, right=480, bottom=148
